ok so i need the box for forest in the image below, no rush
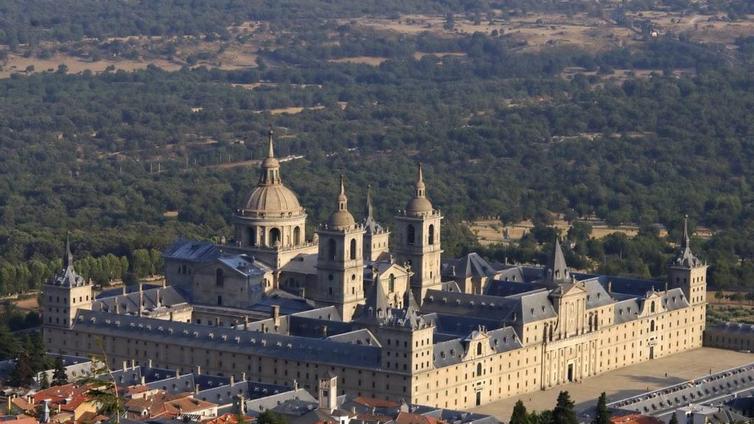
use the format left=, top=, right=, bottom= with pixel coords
left=1, top=0, right=754, bottom=296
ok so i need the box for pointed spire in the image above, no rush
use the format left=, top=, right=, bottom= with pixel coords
left=682, top=214, right=690, bottom=248
left=415, top=162, right=426, bottom=198
left=366, top=184, right=374, bottom=220
left=259, top=127, right=281, bottom=185
left=267, top=127, right=275, bottom=159
left=337, top=174, right=348, bottom=211
left=548, top=237, right=568, bottom=283
left=63, top=232, right=73, bottom=268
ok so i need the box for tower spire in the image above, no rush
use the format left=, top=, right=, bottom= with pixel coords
left=267, top=127, right=275, bottom=158
left=366, top=184, right=374, bottom=220
left=415, top=162, right=426, bottom=198
left=683, top=214, right=690, bottom=248
left=63, top=232, right=73, bottom=269
left=259, top=127, right=281, bottom=185
left=337, top=174, right=348, bottom=211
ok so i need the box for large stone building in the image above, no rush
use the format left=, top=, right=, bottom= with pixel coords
left=43, top=133, right=708, bottom=410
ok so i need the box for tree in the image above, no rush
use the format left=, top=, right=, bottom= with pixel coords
left=9, top=353, right=34, bottom=387
left=668, top=414, right=679, bottom=424
left=52, top=356, right=69, bottom=386
left=40, top=371, right=50, bottom=389
left=510, top=400, right=529, bottom=424
left=592, top=392, right=610, bottom=424
left=256, top=411, right=288, bottom=424
left=552, top=391, right=578, bottom=424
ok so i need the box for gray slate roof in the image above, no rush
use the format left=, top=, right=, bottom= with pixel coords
left=163, top=239, right=220, bottom=263
left=73, top=309, right=382, bottom=368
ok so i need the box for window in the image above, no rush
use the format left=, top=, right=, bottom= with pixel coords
left=477, top=342, right=482, bottom=355
left=350, top=239, right=357, bottom=260
left=476, top=363, right=482, bottom=376
left=269, top=228, right=281, bottom=246
left=389, top=274, right=396, bottom=293
left=407, top=225, right=416, bottom=245
left=328, top=239, right=337, bottom=260
left=428, top=224, right=435, bottom=245
left=651, top=301, right=655, bottom=313
left=293, top=226, right=301, bottom=245
left=215, top=269, right=224, bottom=287
left=247, top=227, right=256, bottom=247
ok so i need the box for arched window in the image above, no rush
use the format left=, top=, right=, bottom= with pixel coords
left=247, top=227, right=256, bottom=247
left=650, top=301, right=655, bottom=313
left=269, top=228, right=281, bottom=247
left=476, top=342, right=482, bottom=355
left=476, top=363, right=482, bottom=376
left=407, top=224, right=416, bottom=245
left=350, top=239, right=357, bottom=260
left=293, top=226, right=301, bottom=245
left=650, top=320, right=655, bottom=332
left=328, top=238, right=337, bottom=260
left=389, top=274, right=396, bottom=293
left=215, top=269, right=224, bottom=287
left=428, top=224, right=435, bottom=245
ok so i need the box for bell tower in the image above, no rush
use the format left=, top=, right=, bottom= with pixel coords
left=314, top=176, right=366, bottom=321
left=394, top=163, right=443, bottom=302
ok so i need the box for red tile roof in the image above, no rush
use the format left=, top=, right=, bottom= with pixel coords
left=32, top=384, right=92, bottom=413
left=610, top=414, right=664, bottom=424
left=395, top=412, right=444, bottom=424
left=352, top=396, right=401, bottom=409
left=202, top=413, right=256, bottom=423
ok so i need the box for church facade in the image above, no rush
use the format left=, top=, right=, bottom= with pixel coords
left=42, top=132, right=707, bottom=410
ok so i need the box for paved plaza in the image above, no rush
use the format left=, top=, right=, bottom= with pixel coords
left=470, top=348, right=754, bottom=420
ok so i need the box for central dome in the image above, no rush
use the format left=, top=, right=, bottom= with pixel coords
left=243, top=185, right=303, bottom=216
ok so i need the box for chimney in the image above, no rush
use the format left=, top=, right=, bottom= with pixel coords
left=123, top=361, right=128, bottom=371
left=114, top=300, right=120, bottom=314
left=194, top=384, right=200, bottom=394
left=42, top=399, right=50, bottom=423
left=169, top=311, right=174, bottom=321
left=215, top=317, right=220, bottom=327
left=131, top=359, right=136, bottom=368
left=196, top=365, right=201, bottom=375
left=156, top=290, right=162, bottom=307
left=176, top=368, right=180, bottom=378
left=122, top=286, right=127, bottom=296
left=607, top=281, right=613, bottom=294
left=230, top=375, right=235, bottom=385
left=272, top=305, right=280, bottom=327
left=293, top=379, right=299, bottom=390
left=243, top=316, right=249, bottom=330
left=241, top=372, right=246, bottom=381
left=162, top=279, right=167, bottom=288
left=322, top=325, right=328, bottom=337
left=140, top=376, right=146, bottom=385
left=147, top=359, right=152, bottom=368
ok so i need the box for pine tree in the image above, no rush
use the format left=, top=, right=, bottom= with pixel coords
left=40, top=371, right=50, bottom=389
left=552, top=391, right=579, bottom=424
left=510, top=400, right=529, bottom=424
left=592, top=392, right=610, bottom=424
left=668, top=414, right=679, bottom=424
left=52, top=356, right=68, bottom=386
left=10, top=353, right=34, bottom=387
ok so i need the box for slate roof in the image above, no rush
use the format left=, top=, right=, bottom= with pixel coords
left=432, top=327, right=520, bottom=368
left=422, top=313, right=503, bottom=337
left=484, top=280, right=546, bottom=297
left=162, top=239, right=220, bottom=263
left=574, top=273, right=664, bottom=297
left=215, top=254, right=271, bottom=277
left=280, top=253, right=318, bottom=275
left=613, top=299, right=641, bottom=324
left=442, top=253, right=496, bottom=279
left=94, top=286, right=189, bottom=315
left=73, top=310, right=382, bottom=368
left=326, top=329, right=381, bottom=346
left=196, top=380, right=290, bottom=405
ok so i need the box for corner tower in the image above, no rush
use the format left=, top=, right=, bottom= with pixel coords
left=314, top=176, right=366, bottom=321
left=42, top=235, right=93, bottom=338
left=668, top=215, right=707, bottom=306
left=394, top=163, right=443, bottom=302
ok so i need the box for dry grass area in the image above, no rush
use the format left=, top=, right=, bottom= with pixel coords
left=253, top=105, right=326, bottom=115
left=329, top=56, right=388, bottom=66
left=0, top=53, right=181, bottom=79
left=467, top=218, right=659, bottom=246
left=11, top=295, right=39, bottom=312
left=350, top=12, right=754, bottom=53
